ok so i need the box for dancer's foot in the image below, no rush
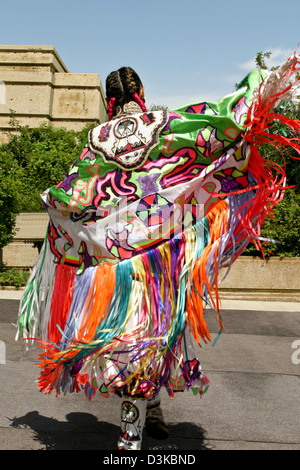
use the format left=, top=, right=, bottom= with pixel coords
left=118, top=397, right=147, bottom=450
left=117, top=433, right=142, bottom=450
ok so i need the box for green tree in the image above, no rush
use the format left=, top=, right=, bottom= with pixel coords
left=243, top=52, right=300, bottom=257
left=0, top=119, right=95, bottom=212
left=262, top=189, right=300, bottom=257
left=0, top=118, right=95, bottom=255
left=255, top=50, right=272, bottom=69
left=0, top=151, right=23, bottom=250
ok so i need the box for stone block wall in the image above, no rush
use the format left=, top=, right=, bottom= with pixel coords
left=0, top=45, right=107, bottom=141
left=2, top=213, right=48, bottom=268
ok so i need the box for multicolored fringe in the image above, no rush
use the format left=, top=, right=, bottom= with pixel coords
left=16, top=53, right=300, bottom=401
left=16, top=183, right=264, bottom=400
left=18, top=198, right=234, bottom=398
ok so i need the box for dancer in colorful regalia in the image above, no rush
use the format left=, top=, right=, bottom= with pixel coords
left=16, top=55, right=300, bottom=450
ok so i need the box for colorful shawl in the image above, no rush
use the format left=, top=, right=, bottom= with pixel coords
left=16, top=55, right=300, bottom=400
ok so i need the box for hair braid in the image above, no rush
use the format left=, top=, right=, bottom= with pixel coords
left=105, top=70, right=124, bottom=119
left=108, top=97, right=116, bottom=121
left=132, top=92, right=147, bottom=113
left=105, top=66, right=146, bottom=119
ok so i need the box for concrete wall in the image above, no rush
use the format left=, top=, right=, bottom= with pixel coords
left=0, top=45, right=107, bottom=141
left=2, top=213, right=48, bottom=268
left=2, top=213, right=300, bottom=301
left=218, top=256, right=300, bottom=302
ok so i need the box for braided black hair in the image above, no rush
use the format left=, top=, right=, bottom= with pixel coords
left=106, top=67, right=146, bottom=119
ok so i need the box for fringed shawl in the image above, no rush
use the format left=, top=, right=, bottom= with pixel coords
left=16, top=55, right=300, bottom=399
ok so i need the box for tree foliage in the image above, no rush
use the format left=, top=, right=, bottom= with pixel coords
left=0, top=117, right=95, bottom=250
left=0, top=150, right=23, bottom=249
left=243, top=52, right=300, bottom=257
left=255, top=50, right=272, bottom=70
left=0, top=117, right=95, bottom=212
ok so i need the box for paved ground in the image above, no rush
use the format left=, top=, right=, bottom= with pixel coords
left=0, top=289, right=299, bottom=453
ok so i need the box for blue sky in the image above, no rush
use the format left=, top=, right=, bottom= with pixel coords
left=0, top=0, right=299, bottom=109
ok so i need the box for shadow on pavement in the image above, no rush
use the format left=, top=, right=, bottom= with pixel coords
left=9, top=411, right=209, bottom=451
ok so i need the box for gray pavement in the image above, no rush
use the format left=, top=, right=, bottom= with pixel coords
left=0, top=289, right=299, bottom=452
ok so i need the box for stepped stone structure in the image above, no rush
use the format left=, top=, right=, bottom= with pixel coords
left=0, top=45, right=108, bottom=269
left=2, top=213, right=48, bottom=269
left=0, top=45, right=107, bottom=142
